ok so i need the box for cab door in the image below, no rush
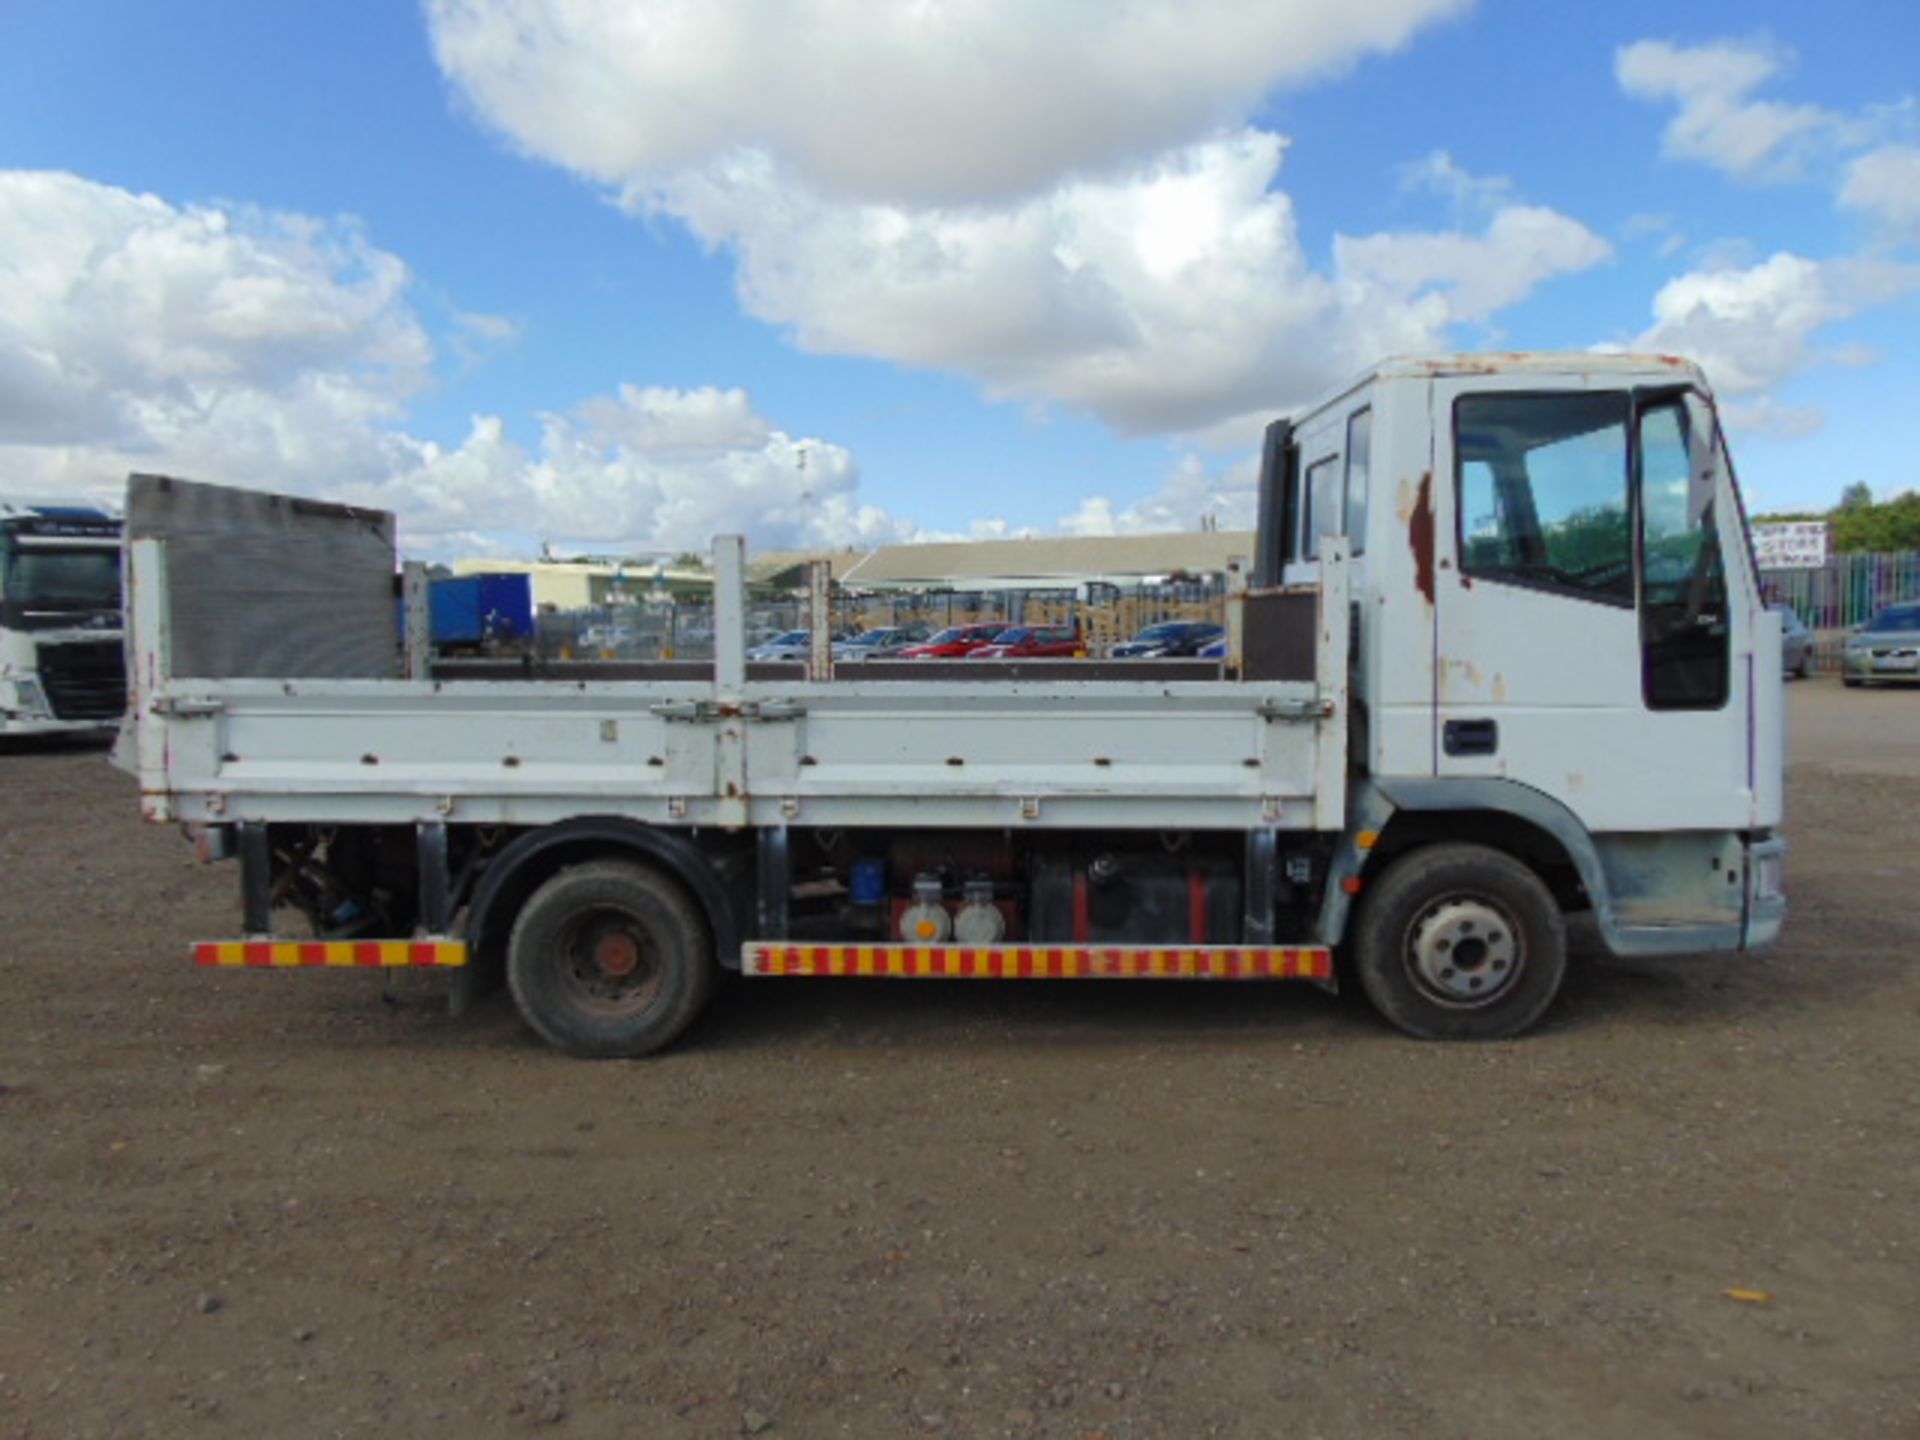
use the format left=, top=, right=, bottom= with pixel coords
left=1429, top=375, right=1754, bottom=833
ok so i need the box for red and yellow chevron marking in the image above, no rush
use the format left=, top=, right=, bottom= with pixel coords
left=741, top=942, right=1330, bottom=981
left=193, top=939, right=468, bottom=969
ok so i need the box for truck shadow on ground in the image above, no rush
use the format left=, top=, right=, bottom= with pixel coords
left=1546, top=912, right=1907, bottom=1035
left=337, top=912, right=1877, bottom=1057
left=678, top=907, right=1873, bottom=1053
left=0, top=733, right=114, bottom=757
left=686, top=972, right=1356, bottom=1056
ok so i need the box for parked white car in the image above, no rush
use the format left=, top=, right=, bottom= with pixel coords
left=830, top=627, right=925, bottom=661
left=1842, top=602, right=1920, bottom=686
left=746, top=630, right=812, bottom=662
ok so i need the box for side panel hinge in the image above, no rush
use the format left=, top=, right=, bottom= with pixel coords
left=1258, top=693, right=1333, bottom=721
left=651, top=698, right=806, bottom=723
left=150, top=695, right=225, bottom=718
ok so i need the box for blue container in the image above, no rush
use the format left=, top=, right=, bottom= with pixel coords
left=850, top=859, right=888, bottom=906
left=429, top=577, right=485, bottom=646
left=426, top=573, right=534, bottom=647
left=474, top=573, right=534, bottom=642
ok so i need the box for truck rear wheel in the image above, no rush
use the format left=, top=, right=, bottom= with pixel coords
left=507, top=859, right=715, bottom=1058
left=1350, top=843, right=1566, bottom=1040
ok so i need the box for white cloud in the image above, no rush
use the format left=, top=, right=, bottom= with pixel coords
left=1397, top=149, right=1513, bottom=219
left=1618, top=213, right=1689, bottom=259
left=1616, top=38, right=1836, bottom=180
left=449, top=309, right=521, bottom=367
left=1336, top=204, right=1613, bottom=325
left=1604, top=42, right=1919, bottom=446
left=1616, top=38, right=1920, bottom=261
left=0, top=170, right=427, bottom=463
left=2, top=137, right=1620, bottom=555
left=651, top=131, right=1350, bottom=437
left=0, top=171, right=914, bottom=555
left=427, top=0, right=1470, bottom=207
left=426, top=1, right=1624, bottom=441
left=1715, top=396, right=1825, bottom=440
left=1629, top=251, right=1920, bottom=432
left=364, top=385, right=910, bottom=554
left=1839, top=144, right=1920, bottom=239
left=1057, top=452, right=1261, bottom=537
left=651, top=133, right=1609, bottom=439
left=0, top=167, right=1274, bottom=553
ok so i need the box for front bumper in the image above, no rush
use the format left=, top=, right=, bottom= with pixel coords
left=0, top=712, right=118, bottom=738
left=1744, top=835, right=1787, bottom=951
left=1, top=674, right=116, bottom=736
left=1845, top=649, right=1920, bottom=681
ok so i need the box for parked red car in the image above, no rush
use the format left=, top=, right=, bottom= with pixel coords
left=898, top=623, right=1012, bottom=658
left=968, top=625, right=1085, bottom=659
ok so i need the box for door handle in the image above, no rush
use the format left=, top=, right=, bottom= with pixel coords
left=1443, top=718, right=1499, bottom=757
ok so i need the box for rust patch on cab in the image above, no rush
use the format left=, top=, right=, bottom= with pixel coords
left=1408, top=471, right=1436, bottom=605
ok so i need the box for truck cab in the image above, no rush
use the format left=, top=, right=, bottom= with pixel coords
left=1265, top=355, right=1783, bottom=966
left=0, top=498, right=127, bottom=736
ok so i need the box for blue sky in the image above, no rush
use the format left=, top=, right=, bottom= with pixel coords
left=1, top=0, right=1915, bottom=557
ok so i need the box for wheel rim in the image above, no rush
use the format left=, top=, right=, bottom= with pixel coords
left=1402, top=892, right=1525, bottom=1008
left=557, top=906, right=667, bottom=1018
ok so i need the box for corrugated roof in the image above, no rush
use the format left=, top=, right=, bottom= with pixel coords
left=746, top=549, right=870, bottom=583
left=458, top=532, right=1257, bottom=595
left=451, top=557, right=712, bottom=585
left=840, top=531, right=1255, bottom=589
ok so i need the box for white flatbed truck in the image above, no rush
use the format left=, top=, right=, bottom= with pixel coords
left=120, top=353, right=1785, bottom=1055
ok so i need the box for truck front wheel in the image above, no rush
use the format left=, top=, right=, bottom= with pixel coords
left=1350, top=843, right=1567, bottom=1040
left=507, top=859, right=716, bottom=1058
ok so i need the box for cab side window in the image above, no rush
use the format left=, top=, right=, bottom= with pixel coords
left=1304, top=455, right=1341, bottom=560
left=1344, top=408, right=1370, bottom=557
left=1454, top=392, right=1632, bottom=606
left=1639, top=399, right=1728, bottom=709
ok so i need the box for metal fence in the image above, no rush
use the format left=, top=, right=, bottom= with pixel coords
left=1760, top=551, right=1920, bottom=671
left=1761, top=551, right=1920, bottom=629
left=465, top=553, right=1920, bottom=668
left=535, top=578, right=1233, bottom=662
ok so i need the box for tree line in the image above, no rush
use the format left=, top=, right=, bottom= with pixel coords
left=1754, top=485, right=1920, bottom=554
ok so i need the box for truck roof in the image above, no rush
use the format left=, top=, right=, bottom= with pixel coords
left=0, top=495, right=122, bottom=523
left=1301, top=350, right=1712, bottom=420
left=1374, top=350, right=1706, bottom=381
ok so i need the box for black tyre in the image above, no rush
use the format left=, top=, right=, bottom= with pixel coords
left=507, top=859, right=715, bottom=1058
left=1795, top=651, right=1813, bottom=680
left=1843, top=675, right=1863, bottom=688
left=1350, top=843, right=1567, bottom=1040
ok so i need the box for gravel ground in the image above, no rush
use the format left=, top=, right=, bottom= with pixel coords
left=1, top=678, right=1916, bottom=1439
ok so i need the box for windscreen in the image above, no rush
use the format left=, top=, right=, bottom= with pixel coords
left=2, top=544, right=121, bottom=610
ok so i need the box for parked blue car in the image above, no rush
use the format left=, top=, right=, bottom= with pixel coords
left=1110, top=621, right=1224, bottom=658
